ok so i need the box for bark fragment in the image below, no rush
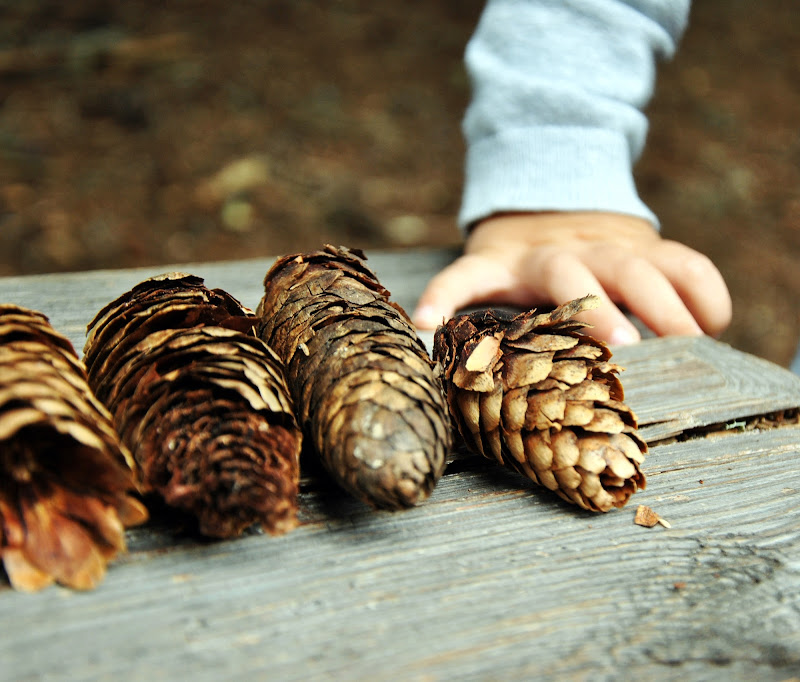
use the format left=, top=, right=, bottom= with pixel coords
left=434, top=296, right=646, bottom=512
left=0, top=305, right=146, bottom=591
left=257, top=245, right=450, bottom=509
left=83, top=273, right=301, bottom=538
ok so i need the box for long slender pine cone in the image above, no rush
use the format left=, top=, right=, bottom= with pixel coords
left=433, top=295, right=646, bottom=512
left=83, top=273, right=302, bottom=538
left=257, top=245, right=451, bottom=509
left=0, top=305, right=147, bottom=591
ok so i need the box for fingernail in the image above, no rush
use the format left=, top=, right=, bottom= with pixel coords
left=610, top=326, right=640, bottom=346
left=412, top=304, right=440, bottom=329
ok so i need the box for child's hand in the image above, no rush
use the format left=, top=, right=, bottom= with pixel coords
left=413, top=212, right=732, bottom=345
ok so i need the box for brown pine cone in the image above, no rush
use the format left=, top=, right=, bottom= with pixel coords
left=0, top=305, right=147, bottom=591
left=433, top=296, right=646, bottom=512
left=83, top=273, right=301, bottom=538
left=257, top=245, right=450, bottom=510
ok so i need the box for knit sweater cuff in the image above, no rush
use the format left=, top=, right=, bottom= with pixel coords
left=458, top=126, right=659, bottom=231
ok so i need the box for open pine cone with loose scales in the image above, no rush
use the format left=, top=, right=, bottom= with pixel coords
left=257, top=245, right=451, bottom=510
left=0, top=305, right=147, bottom=591
left=83, top=273, right=302, bottom=538
left=433, top=295, right=646, bottom=512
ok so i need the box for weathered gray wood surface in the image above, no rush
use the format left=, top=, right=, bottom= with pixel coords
left=1, top=248, right=799, bottom=682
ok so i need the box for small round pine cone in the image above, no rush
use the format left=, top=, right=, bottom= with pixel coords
left=0, top=305, right=146, bottom=591
left=83, top=273, right=301, bottom=538
left=433, top=296, right=646, bottom=512
left=257, top=245, right=451, bottom=510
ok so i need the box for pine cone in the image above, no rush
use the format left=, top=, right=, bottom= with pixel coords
left=433, top=296, right=646, bottom=512
left=0, top=305, right=147, bottom=591
left=83, top=273, right=301, bottom=538
left=257, top=245, right=451, bottom=509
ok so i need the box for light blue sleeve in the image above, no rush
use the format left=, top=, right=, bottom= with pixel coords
left=459, top=0, right=691, bottom=230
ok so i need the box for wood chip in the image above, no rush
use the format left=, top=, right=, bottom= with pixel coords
left=634, top=504, right=671, bottom=528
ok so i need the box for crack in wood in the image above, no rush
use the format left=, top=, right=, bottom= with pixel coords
left=648, top=408, right=800, bottom=447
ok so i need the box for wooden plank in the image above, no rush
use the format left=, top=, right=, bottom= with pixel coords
left=2, top=427, right=799, bottom=680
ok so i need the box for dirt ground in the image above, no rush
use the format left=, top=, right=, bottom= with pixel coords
left=1, top=1, right=798, bottom=367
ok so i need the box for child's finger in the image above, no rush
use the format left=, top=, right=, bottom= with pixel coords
left=412, top=254, right=520, bottom=329
left=644, top=241, right=732, bottom=337
left=523, top=249, right=641, bottom=345
left=590, top=252, right=704, bottom=337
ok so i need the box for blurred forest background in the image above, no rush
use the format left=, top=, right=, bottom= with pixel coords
left=0, top=1, right=798, bottom=367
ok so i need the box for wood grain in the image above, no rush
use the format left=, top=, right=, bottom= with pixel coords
left=1, top=248, right=799, bottom=681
